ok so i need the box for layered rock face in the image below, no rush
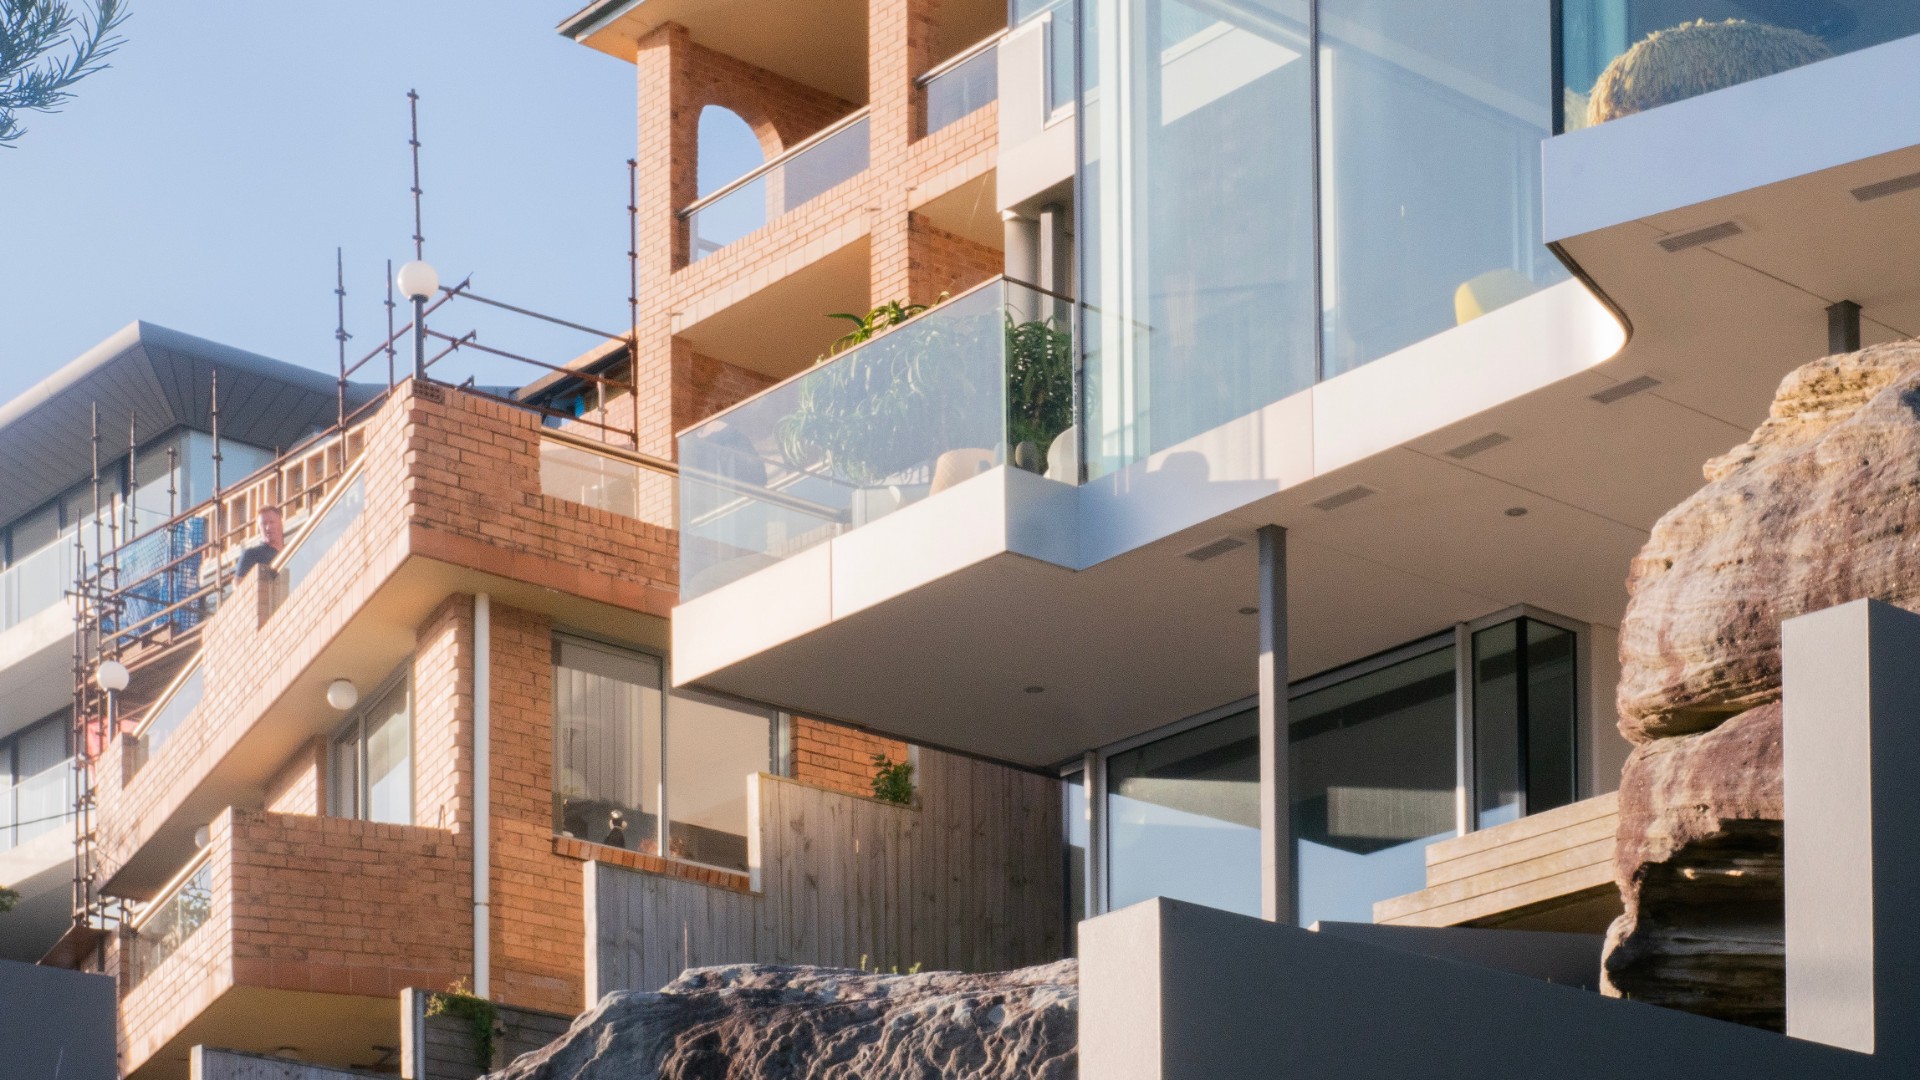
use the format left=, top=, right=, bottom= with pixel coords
left=1606, top=342, right=1920, bottom=1027
left=488, top=961, right=1077, bottom=1080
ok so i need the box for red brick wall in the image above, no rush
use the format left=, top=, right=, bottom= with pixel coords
left=414, top=595, right=475, bottom=837
left=673, top=350, right=778, bottom=436
left=790, top=717, right=909, bottom=799
left=262, top=738, right=326, bottom=815
left=908, top=212, right=1003, bottom=306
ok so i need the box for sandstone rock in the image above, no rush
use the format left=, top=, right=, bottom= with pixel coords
left=487, top=961, right=1077, bottom=1080
left=1616, top=342, right=1920, bottom=742
left=1602, top=704, right=1782, bottom=1029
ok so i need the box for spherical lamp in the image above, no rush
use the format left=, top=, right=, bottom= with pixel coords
left=395, top=260, right=440, bottom=301
left=95, top=659, right=130, bottom=693
left=326, top=678, right=359, bottom=711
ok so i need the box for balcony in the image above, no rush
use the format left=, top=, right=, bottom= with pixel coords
left=93, top=384, right=682, bottom=900
left=0, top=757, right=76, bottom=962
left=678, top=276, right=1076, bottom=602
left=685, top=110, right=872, bottom=262
left=117, top=808, right=467, bottom=1079
left=921, top=31, right=1002, bottom=136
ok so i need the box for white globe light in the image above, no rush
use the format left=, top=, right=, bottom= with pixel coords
left=326, top=678, right=359, bottom=711
left=395, top=260, right=440, bottom=301
left=95, top=659, right=130, bottom=693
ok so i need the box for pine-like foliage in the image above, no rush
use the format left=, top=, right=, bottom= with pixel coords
left=1, top=0, right=129, bottom=148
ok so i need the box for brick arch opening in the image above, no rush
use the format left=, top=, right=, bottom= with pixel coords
left=696, top=105, right=768, bottom=196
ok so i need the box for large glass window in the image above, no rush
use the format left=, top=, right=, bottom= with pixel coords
left=1473, top=617, right=1578, bottom=828
left=0, top=712, right=73, bottom=851
left=1082, top=0, right=1316, bottom=478
left=665, top=688, right=775, bottom=871
left=553, top=636, right=663, bottom=852
left=1107, top=709, right=1261, bottom=917
left=330, top=673, right=412, bottom=825
left=1064, top=769, right=1088, bottom=936
left=552, top=634, right=779, bottom=872
left=1318, top=0, right=1564, bottom=376
left=1086, top=612, right=1582, bottom=926
left=1292, top=642, right=1457, bottom=926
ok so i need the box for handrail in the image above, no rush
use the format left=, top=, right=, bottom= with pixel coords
left=674, top=274, right=1081, bottom=439
left=127, top=656, right=201, bottom=745
left=678, top=106, right=873, bottom=220
left=915, top=28, right=1008, bottom=87
left=131, top=844, right=214, bottom=932
left=540, top=427, right=678, bottom=476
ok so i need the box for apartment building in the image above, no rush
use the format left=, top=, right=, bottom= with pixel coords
left=11, top=327, right=1060, bottom=1074
left=587, top=0, right=1920, bottom=1053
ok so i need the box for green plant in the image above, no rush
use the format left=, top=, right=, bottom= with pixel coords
left=1, top=0, right=129, bottom=148
left=870, top=754, right=915, bottom=806
left=821, top=299, right=934, bottom=362
left=773, top=290, right=1075, bottom=486
left=857, top=953, right=924, bottom=975
left=0, top=886, right=17, bottom=913
left=427, top=979, right=499, bottom=1067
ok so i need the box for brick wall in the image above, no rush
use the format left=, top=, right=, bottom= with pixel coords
left=790, top=718, right=909, bottom=799
left=908, top=212, right=1003, bottom=306
left=263, top=738, right=326, bottom=816
left=672, top=350, right=778, bottom=436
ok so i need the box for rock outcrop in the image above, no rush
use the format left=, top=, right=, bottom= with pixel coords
left=487, top=961, right=1077, bottom=1080
left=1606, top=341, right=1920, bottom=1027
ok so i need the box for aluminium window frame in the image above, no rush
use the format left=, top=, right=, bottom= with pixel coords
left=327, top=663, right=415, bottom=825
left=1066, top=605, right=1588, bottom=920
left=549, top=627, right=791, bottom=873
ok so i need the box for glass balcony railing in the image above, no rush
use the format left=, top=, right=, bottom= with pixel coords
left=131, top=857, right=214, bottom=986
left=539, top=437, right=677, bottom=530
left=685, top=111, right=872, bottom=262
left=923, top=34, right=1002, bottom=135
left=0, top=757, right=75, bottom=852
left=1560, top=2, right=1920, bottom=130
left=0, top=539, right=75, bottom=633
left=679, top=277, right=1077, bottom=601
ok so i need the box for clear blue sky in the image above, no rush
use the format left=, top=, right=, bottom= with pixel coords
left=0, top=2, right=655, bottom=399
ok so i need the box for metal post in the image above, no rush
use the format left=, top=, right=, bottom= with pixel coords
left=335, top=247, right=350, bottom=426
left=1828, top=299, right=1862, bottom=355
left=413, top=295, right=428, bottom=381
left=1256, top=524, right=1292, bottom=924
left=385, top=259, right=398, bottom=388
left=628, top=157, right=641, bottom=451
left=1082, top=750, right=1103, bottom=922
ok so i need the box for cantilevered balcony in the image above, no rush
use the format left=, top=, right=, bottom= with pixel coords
left=677, top=276, right=1077, bottom=602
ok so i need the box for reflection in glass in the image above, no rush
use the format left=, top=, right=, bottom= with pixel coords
left=1063, top=769, right=1088, bottom=944
left=926, top=45, right=999, bottom=135
left=330, top=674, right=413, bottom=825
left=1292, top=644, right=1457, bottom=927
left=666, top=688, right=774, bottom=871
left=1474, top=617, right=1578, bottom=828
left=552, top=636, right=663, bottom=853
left=1561, top=1, right=1920, bottom=130
left=1107, top=710, right=1260, bottom=917
left=1318, top=0, right=1564, bottom=376
left=133, top=859, right=214, bottom=985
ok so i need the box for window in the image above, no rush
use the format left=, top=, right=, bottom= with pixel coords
left=1107, top=710, right=1261, bottom=917
left=330, top=672, right=412, bottom=824
left=1084, top=611, right=1582, bottom=927
left=551, top=634, right=779, bottom=872
left=132, top=857, right=213, bottom=985
left=553, top=636, right=663, bottom=852
left=1292, top=642, right=1458, bottom=926
left=0, top=712, right=72, bottom=851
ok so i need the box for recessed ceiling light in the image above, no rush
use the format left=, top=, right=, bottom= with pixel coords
left=1024, top=685, right=1045, bottom=694
left=1444, top=432, right=1510, bottom=460
left=1505, top=507, right=1528, bottom=517
left=1238, top=606, right=1257, bottom=615
left=1589, top=375, right=1661, bottom=404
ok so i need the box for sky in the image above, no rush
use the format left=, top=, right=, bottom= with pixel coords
left=0, top=2, right=667, bottom=400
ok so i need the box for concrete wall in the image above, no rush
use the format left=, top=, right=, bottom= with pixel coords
left=0, top=958, right=117, bottom=1080
left=191, top=1048, right=375, bottom=1080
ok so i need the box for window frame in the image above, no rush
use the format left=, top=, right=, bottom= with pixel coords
left=327, top=665, right=414, bottom=825
left=550, top=628, right=790, bottom=871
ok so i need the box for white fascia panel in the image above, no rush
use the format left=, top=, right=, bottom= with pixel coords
left=829, top=466, right=1015, bottom=620
left=1076, top=388, right=1314, bottom=568
left=1313, top=280, right=1624, bottom=476
left=672, top=542, right=833, bottom=686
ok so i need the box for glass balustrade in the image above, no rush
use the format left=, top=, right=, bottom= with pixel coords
left=1560, top=1, right=1920, bottom=130
left=925, top=41, right=1000, bottom=135
left=679, top=278, right=1076, bottom=601
left=0, top=757, right=74, bottom=851
left=539, top=439, right=677, bottom=530
left=687, top=114, right=872, bottom=261
left=131, top=858, right=214, bottom=986
left=0, top=540, right=74, bottom=632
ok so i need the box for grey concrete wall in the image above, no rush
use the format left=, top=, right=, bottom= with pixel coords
left=0, top=957, right=116, bottom=1080
left=399, top=987, right=573, bottom=1080
left=1311, top=922, right=1603, bottom=992
left=191, top=1047, right=379, bottom=1080
left=1082, top=899, right=1871, bottom=1080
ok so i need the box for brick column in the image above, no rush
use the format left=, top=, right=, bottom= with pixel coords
left=632, top=23, right=699, bottom=458
left=867, top=0, right=938, bottom=303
